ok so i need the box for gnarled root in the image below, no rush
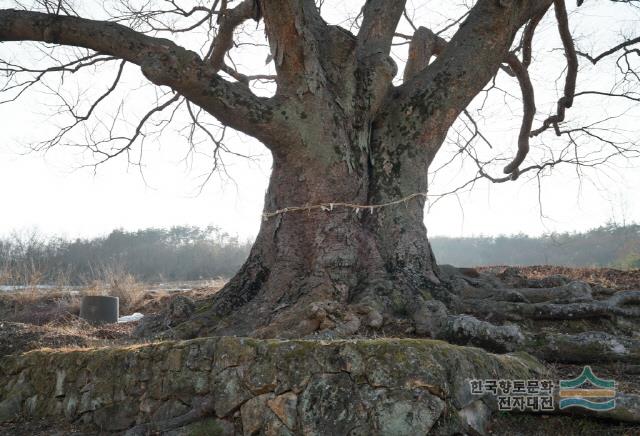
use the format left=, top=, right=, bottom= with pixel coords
left=432, top=267, right=640, bottom=369
left=529, top=331, right=640, bottom=364
left=413, top=300, right=525, bottom=353
left=463, top=290, right=640, bottom=321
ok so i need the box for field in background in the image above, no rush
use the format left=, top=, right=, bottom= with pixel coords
left=1, top=223, right=638, bottom=295
left=0, top=225, right=250, bottom=288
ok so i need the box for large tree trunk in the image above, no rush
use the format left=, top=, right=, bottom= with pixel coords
left=177, top=114, right=445, bottom=338
left=169, top=0, right=558, bottom=339
left=0, top=0, right=561, bottom=340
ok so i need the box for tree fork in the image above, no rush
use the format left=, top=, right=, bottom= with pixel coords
left=4, top=1, right=640, bottom=365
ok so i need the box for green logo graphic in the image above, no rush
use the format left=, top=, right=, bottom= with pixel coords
left=559, top=366, right=616, bottom=411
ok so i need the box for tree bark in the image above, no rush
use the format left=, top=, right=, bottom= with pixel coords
left=172, top=0, right=557, bottom=339
left=0, top=1, right=558, bottom=340
left=179, top=103, right=443, bottom=338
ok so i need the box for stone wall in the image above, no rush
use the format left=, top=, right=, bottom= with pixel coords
left=0, top=337, right=544, bottom=435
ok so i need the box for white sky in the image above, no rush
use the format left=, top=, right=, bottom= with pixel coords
left=0, top=1, right=638, bottom=240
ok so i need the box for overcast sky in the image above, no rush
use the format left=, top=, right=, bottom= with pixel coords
left=0, top=1, right=638, bottom=240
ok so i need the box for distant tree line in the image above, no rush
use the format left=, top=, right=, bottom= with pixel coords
left=431, top=223, right=640, bottom=269
left=0, top=226, right=251, bottom=285
left=1, top=223, right=638, bottom=286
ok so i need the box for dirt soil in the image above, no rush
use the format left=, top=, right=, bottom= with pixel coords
left=1, top=267, right=639, bottom=356
left=0, top=268, right=638, bottom=435
left=479, top=265, right=640, bottom=291
left=0, top=283, right=223, bottom=356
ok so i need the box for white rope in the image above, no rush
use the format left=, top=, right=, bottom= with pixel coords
left=262, top=191, right=430, bottom=220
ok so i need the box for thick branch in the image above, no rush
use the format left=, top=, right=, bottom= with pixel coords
left=357, top=0, right=406, bottom=58
left=384, top=0, right=553, bottom=152
left=0, top=9, right=180, bottom=68
left=503, top=53, right=536, bottom=177
left=402, top=27, right=447, bottom=82
left=351, top=1, right=406, bottom=127
left=530, top=0, right=578, bottom=137
left=521, top=10, right=545, bottom=68
left=208, top=0, right=260, bottom=71
left=259, top=0, right=327, bottom=93
left=0, top=8, right=284, bottom=146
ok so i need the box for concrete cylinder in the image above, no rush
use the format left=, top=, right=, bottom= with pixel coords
left=80, top=295, right=119, bottom=324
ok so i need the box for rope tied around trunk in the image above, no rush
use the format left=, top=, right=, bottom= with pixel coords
left=261, top=191, right=430, bottom=220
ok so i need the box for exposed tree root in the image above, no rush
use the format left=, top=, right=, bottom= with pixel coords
left=436, top=266, right=640, bottom=366
left=160, top=264, right=640, bottom=379
left=493, top=281, right=593, bottom=303
left=463, top=290, right=640, bottom=321
left=572, top=392, right=640, bottom=424
left=412, top=300, right=525, bottom=353
left=502, top=392, right=640, bottom=426
left=530, top=331, right=640, bottom=364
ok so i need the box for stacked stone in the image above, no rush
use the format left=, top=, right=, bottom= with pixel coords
left=0, top=337, right=545, bottom=435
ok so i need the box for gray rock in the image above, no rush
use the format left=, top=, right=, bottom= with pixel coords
left=167, top=295, right=196, bottom=324
left=299, top=373, right=365, bottom=435
left=213, top=367, right=253, bottom=418
left=134, top=295, right=196, bottom=338
left=0, top=396, right=22, bottom=423
left=458, top=399, right=491, bottom=435
left=241, top=393, right=273, bottom=436
left=372, top=389, right=445, bottom=435
left=93, top=402, right=137, bottom=431
left=267, top=391, right=297, bottom=430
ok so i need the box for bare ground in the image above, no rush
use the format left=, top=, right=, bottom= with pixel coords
left=0, top=268, right=639, bottom=434
left=487, top=265, right=640, bottom=291
left=0, top=282, right=224, bottom=356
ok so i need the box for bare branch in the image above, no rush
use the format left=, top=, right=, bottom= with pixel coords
left=37, top=59, right=127, bottom=150
left=0, top=8, right=285, bottom=146
left=502, top=53, right=536, bottom=178
left=82, top=93, right=181, bottom=166
left=576, top=36, right=640, bottom=65
left=0, top=52, right=117, bottom=104
left=111, top=1, right=218, bottom=34
left=530, top=0, right=578, bottom=137
left=208, top=0, right=260, bottom=71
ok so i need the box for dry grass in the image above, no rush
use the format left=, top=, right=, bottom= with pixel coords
left=44, top=314, right=138, bottom=345
left=82, top=263, right=145, bottom=314
left=0, top=265, right=11, bottom=285
left=0, top=289, right=81, bottom=325
left=480, top=265, right=640, bottom=290
left=0, top=270, right=228, bottom=357
left=0, top=315, right=140, bottom=356
left=0, top=276, right=226, bottom=355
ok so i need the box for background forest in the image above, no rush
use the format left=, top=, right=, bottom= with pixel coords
left=0, top=223, right=638, bottom=286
